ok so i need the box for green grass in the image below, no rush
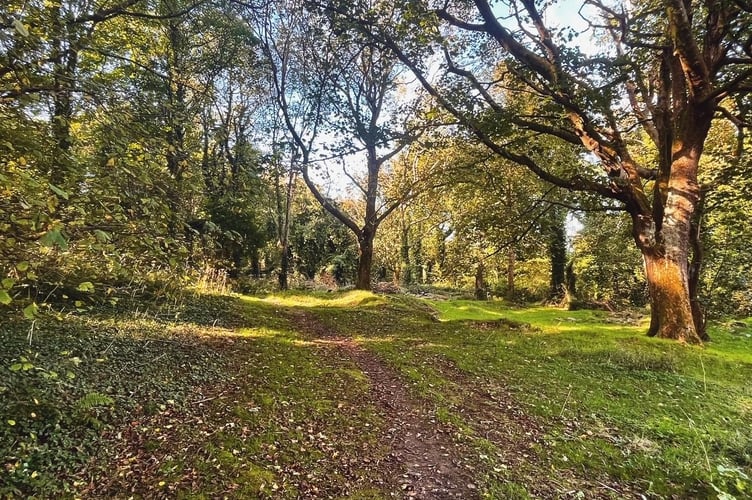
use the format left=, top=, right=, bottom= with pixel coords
left=2, top=290, right=751, bottom=498
left=308, top=293, right=752, bottom=497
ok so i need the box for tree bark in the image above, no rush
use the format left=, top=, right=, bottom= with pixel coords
left=642, top=251, right=701, bottom=343
left=278, top=168, right=296, bottom=291
left=634, top=128, right=706, bottom=345
left=506, top=247, right=515, bottom=300
left=475, top=262, right=487, bottom=300
left=548, top=209, right=567, bottom=301
left=49, top=2, right=78, bottom=188
left=565, top=259, right=576, bottom=300
left=356, top=228, right=374, bottom=290
left=354, top=148, right=380, bottom=291
left=400, top=224, right=411, bottom=285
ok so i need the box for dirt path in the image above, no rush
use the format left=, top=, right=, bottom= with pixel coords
left=288, top=309, right=479, bottom=499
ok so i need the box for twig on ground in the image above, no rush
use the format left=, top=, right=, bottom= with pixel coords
left=101, top=339, right=116, bottom=355
left=559, top=385, right=573, bottom=418
left=191, top=391, right=227, bottom=405
left=42, top=285, right=59, bottom=304
left=133, top=352, right=167, bottom=368
left=598, top=481, right=619, bottom=493
left=27, top=319, right=36, bottom=346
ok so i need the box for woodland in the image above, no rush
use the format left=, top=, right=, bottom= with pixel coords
left=2, top=0, right=752, bottom=497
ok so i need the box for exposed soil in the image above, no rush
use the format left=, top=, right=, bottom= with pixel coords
left=288, top=309, right=479, bottom=499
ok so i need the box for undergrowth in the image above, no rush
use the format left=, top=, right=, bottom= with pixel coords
left=1, top=291, right=386, bottom=498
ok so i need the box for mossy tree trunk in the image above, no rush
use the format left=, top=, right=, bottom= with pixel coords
left=547, top=208, right=567, bottom=302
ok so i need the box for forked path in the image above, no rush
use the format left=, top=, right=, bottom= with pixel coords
left=288, top=309, right=479, bottom=499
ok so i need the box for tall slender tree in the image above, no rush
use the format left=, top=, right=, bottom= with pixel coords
left=253, top=0, right=428, bottom=289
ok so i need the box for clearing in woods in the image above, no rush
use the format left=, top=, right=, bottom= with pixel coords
left=1, top=290, right=751, bottom=498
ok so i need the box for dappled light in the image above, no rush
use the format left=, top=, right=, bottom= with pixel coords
left=242, top=290, right=386, bottom=309
left=428, top=299, right=647, bottom=338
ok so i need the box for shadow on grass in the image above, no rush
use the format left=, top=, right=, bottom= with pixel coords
left=0, top=291, right=391, bottom=499
left=262, top=291, right=752, bottom=499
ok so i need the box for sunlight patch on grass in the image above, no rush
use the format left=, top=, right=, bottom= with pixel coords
left=289, top=339, right=320, bottom=347
left=241, top=290, right=386, bottom=309
left=237, top=327, right=288, bottom=339
left=427, top=299, right=645, bottom=340
left=330, top=295, right=752, bottom=497
left=414, top=342, right=451, bottom=349
left=354, top=336, right=430, bottom=346
left=429, top=301, right=506, bottom=321
left=703, top=326, right=752, bottom=365
left=736, top=396, right=752, bottom=416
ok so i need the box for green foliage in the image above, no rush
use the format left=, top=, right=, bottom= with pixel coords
left=508, top=258, right=551, bottom=302
left=375, top=136, right=578, bottom=300
left=0, top=295, right=234, bottom=496
left=571, top=211, right=647, bottom=306
left=701, top=150, right=752, bottom=318
left=0, top=0, right=277, bottom=308
left=0, top=291, right=387, bottom=497
left=75, top=392, right=115, bottom=411
left=289, top=200, right=358, bottom=283
left=74, top=392, right=115, bottom=429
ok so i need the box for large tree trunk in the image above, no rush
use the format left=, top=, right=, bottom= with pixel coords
left=355, top=150, right=379, bottom=291
left=635, top=130, right=706, bottom=344
left=356, top=228, right=374, bottom=290
left=629, top=91, right=713, bottom=344
left=639, top=213, right=705, bottom=343
left=642, top=251, right=701, bottom=343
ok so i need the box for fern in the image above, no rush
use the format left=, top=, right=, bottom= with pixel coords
left=75, top=392, right=114, bottom=411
